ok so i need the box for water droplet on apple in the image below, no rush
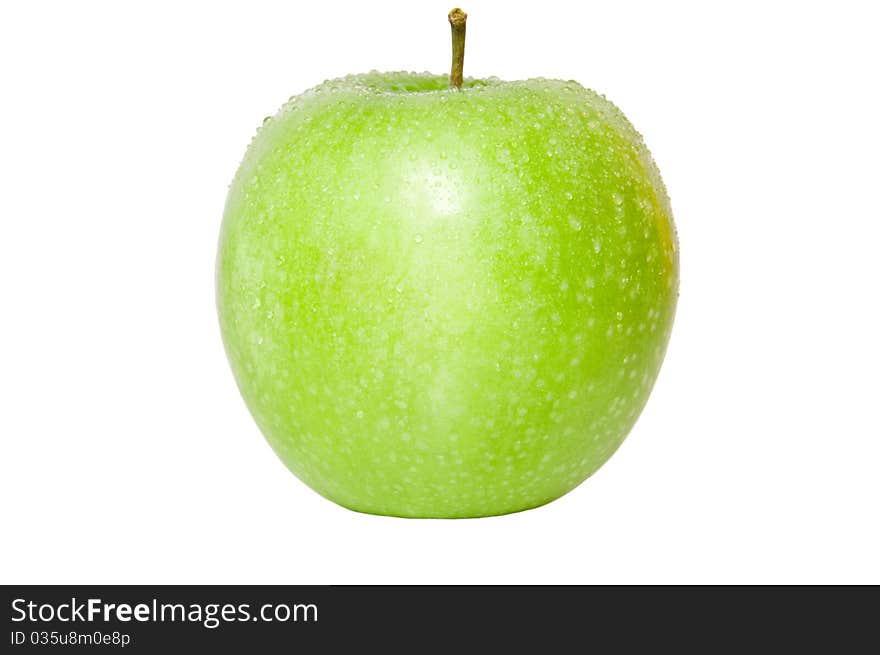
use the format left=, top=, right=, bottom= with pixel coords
left=414, top=234, right=423, bottom=244
left=564, top=191, right=573, bottom=200
left=568, top=216, right=582, bottom=231
left=616, top=311, right=624, bottom=321
left=612, top=192, right=624, bottom=205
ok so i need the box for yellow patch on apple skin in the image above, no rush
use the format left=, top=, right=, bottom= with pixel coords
left=653, top=203, right=679, bottom=280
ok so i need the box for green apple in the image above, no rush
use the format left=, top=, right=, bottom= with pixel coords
left=217, top=10, right=678, bottom=517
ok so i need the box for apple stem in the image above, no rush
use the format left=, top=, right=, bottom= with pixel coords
left=448, top=8, right=467, bottom=90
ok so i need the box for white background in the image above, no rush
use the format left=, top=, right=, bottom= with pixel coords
left=2, top=0, right=878, bottom=584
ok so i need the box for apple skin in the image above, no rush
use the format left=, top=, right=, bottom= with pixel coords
left=217, top=72, right=678, bottom=518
